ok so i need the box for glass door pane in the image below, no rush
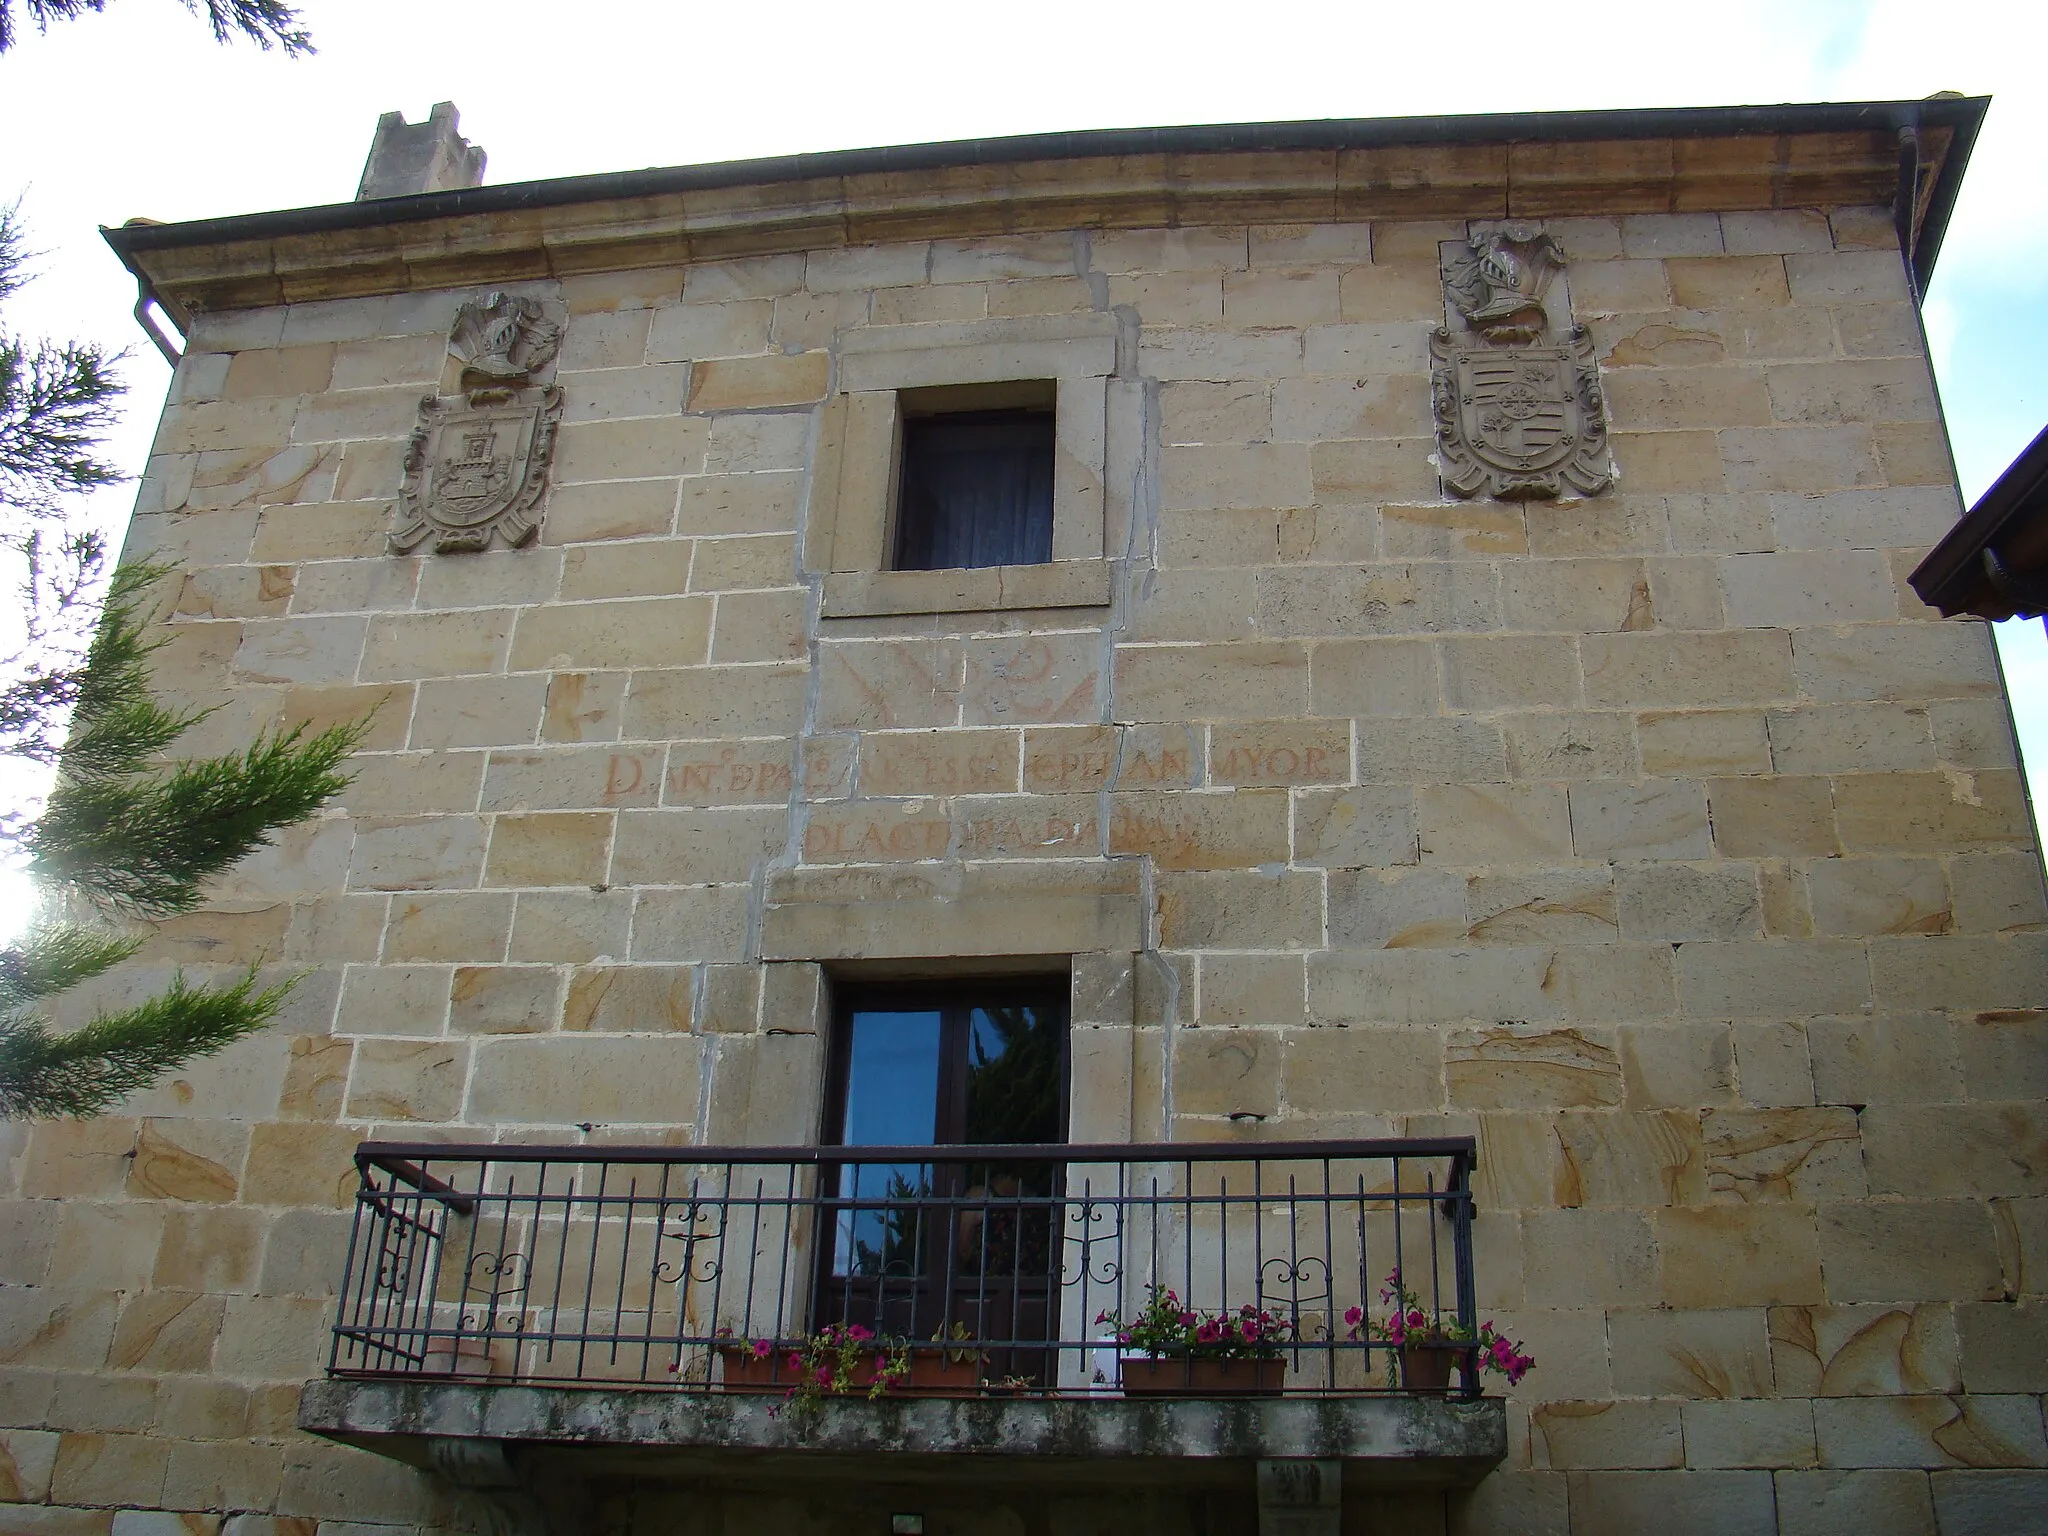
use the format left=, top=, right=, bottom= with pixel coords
left=962, top=1003, right=1063, bottom=1145
left=832, top=1008, right=941, bottom=1280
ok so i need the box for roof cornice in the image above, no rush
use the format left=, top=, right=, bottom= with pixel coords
left=104, top=97, right=1988, bottom=321
left=1911, top=422, right=2048, bottom=620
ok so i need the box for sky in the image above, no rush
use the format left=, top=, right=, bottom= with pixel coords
left=0, top=0, right=2044, bottom=934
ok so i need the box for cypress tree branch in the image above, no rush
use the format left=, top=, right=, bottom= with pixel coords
left=0, top=0, right=312, bottom=54
left=0, top=926, right=141, bottom=1009
left=22, top=563, right=368, bottom=916
left=0, top=969, right=296, bottom=1120
left=30, top=719, right=363, bottom=916
left=0, top=336, right=123, bottom=515
left=1, top=563, right=367, bottom=1118
left=1, top=196, right=350, bottom=1122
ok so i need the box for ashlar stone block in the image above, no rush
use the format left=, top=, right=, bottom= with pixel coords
left=1524, top=1209, right=1658, bottom=1305
left=1818, top=1203, right=2004, bottom=1304
left=1807, top=857, right=1950, bottom=936
left=1279, top=1027, right=1442, bottom=1114
left=1606, top=1306, right=1772, bottom=1398
left=1659, top=1204, right=1824, bottom=1307
left=1448, top=1025, right=1623, bottom=1109
left=1553, top=1108, right=1704, bottom=1206
left=344, top=1038, right=466, bottom=1121
left=1418, top=784, right=1573, bottom=864
left=1312, top=948, right=1563, bottom=1028
left=1637, top=710, right=1773, bottom=776
left=1170, top=1029, right=1280, bottom=1118
left=465, top=1035, right=702, bottom=1125
left=1570, top=779, right=1712, bottom=860
left=1328, top=866, right=1466, bottom=949
left=1532, top=1400, right=1683, bottom=1469
left=1703, top=1107, right=1865, bottom=1203
left=1617, top=862, right=1761, bottom=942
left=1293, top=785, right=1419, bottom=868
left=1813, top=1394, right=2048, bottom=1470
left=1779, top=1469, right=1939, bottom=1536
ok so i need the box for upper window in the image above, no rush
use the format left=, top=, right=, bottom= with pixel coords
left=893, top=408, right=1056, bottom=572
left=808, top=313, right=1120, bottom=618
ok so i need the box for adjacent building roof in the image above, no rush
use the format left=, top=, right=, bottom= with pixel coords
left=103, top=97, right=1986, bottom=327
left=1910, top=423, right=2048, bottom=620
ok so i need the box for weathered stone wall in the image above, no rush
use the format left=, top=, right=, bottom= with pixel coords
left=3, top=201, right=2045, bottom=1536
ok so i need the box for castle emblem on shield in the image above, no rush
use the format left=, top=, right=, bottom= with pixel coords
left=390, top=292, right=564, bottom=553
left=1430, top=226, right=1615, bottom=501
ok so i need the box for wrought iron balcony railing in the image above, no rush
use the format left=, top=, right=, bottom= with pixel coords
left=328, top=1137, right=1481, bottom=1397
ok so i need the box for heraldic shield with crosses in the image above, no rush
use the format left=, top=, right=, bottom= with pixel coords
left=1430, top=227, right=1615, bottom=502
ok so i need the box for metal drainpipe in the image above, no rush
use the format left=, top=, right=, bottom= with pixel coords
left=1894, top=118, right=1925, bottom=300
left=130, top=273, right=183, bottom=366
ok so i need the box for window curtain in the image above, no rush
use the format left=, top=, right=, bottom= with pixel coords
left=895, top=417, right=1056, bottom=570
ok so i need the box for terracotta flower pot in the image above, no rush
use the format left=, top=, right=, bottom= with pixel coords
left=716, top=1342, right=789, bottom=1393
left=1120, top=1355, right=1285, bottom=1396
left=1399, top=1346, right=1457, bottom=1392
left=907, top=1349, right=982, bottom=1396
left=718, top=1342, right=909, bottom=1395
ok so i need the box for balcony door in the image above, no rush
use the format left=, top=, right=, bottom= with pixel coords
left=816, top=978, right=1067, bottom=1379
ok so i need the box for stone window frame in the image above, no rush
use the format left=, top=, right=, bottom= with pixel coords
left=807, top=314, right=1120, bottom=618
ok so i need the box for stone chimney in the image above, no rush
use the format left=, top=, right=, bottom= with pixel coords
left=355, top=101, right=486, bottom=200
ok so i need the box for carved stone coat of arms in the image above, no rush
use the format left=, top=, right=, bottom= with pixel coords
left=391, top=293, right=564, bottom=554
left=1430, top=226, right=1615, bottom=501
left=1430, top=328, right=1612, bottom=501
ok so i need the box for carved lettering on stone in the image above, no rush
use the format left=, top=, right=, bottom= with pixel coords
left=391, top=292, right=564, bottom=554
left=1431, top=225, right=1615, bottom=501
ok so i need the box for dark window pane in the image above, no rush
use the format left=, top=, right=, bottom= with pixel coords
left=963, top=1004, right=1064, bottom=1146
left=894, top=412, right=1055, bottom=571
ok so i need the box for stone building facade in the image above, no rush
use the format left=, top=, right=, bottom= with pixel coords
left=3, top=96, right=2044, bottom=1536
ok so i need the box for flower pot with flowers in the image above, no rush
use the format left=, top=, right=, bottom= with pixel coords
left=710, top=1323, right=909, bottom=1415
left=1344, top=1268, right=1534, bottom=1393
left=907, top=1321, right=983, bottom=1396
left=1096, top=1285, right=1294, bottom=1396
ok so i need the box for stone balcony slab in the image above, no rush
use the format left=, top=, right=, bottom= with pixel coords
left=300, top=1378, right=1507, bottom=1491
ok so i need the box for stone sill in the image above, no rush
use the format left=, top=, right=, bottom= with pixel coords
left=300, top=1378, right=1506, bottom=1489
left=821, top=560, right=1111, bottom=619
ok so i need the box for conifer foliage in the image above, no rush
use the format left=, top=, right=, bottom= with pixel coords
left=0, top=562, right=366, bottom=1118
left=0, top=200, right=361, bottom=1119
left=0, top=0, right=310, bottom=54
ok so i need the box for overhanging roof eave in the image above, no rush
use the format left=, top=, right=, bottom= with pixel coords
left=102, top=96, right=1989, bottom=286
left=1910, top=422, right=2048, bottom=618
